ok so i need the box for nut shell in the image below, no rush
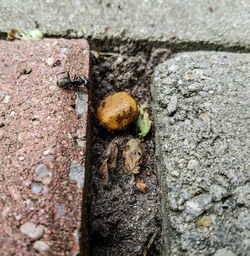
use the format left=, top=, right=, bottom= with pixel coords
left=97, top=92, right=138, bottom=130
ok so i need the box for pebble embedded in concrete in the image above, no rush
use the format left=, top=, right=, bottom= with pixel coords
left=31, top=182, right=42, bottom=194
left=214, top=248, right=236, bottom=256
left=168, top=95, right=178, bottom=115
left=35, top=164, right=49, bottom=180
left=187, top=159, right=199, bottom=170
left=33, top=240, right=50, bottom=252
left=234, top=183, right=250, bottom=207
left=76, top=139, right=86, bottom=148
left=76, top=129, right=84, bottom=139
left=20, top=222, right=45, bottom=240
left=185, top=194, right=212, bottom=218
left=69, top=161, right=85, bottom=189
left=210, top=184, right=228, bottom=202
left=76, top=92, right=88, bottom=119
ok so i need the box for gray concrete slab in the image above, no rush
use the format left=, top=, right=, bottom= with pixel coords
left=0, top=0, right=250, bottom=49
left=151, top=52, right=250, bottom=255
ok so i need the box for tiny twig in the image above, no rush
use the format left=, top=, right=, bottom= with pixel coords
left=97, top=52, right=121, bottom=57
left=142, top=229, right=159, bottom=256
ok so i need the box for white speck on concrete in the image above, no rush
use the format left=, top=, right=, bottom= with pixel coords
left=76, top=139, right=86, bottom=148
left=43, top=149, right=51, bottom=156
left=46, top=57, right=55, bottom=67
left=19, top=156, right=25, bottom=161
left=3, top=95, right=10, bottom=103
left=169, top=64, right=179, bottom=72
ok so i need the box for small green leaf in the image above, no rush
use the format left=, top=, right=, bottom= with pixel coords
left=136, top=104, right=152, bottom=137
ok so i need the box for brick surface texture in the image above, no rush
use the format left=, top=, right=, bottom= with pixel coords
left=0, top=39, right=89, bottom=255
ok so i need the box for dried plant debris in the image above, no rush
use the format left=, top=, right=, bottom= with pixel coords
left=90, top=48, right=161, bottom=256
left=136, top=104, right=152, bottom=137
left=91, top=50, right=100, bottom=59
left=122, top=138, right=143, bottom=175
left=136, top=177, right=146, bottom=193
left=142, top=230, right=159, bottom=256
left=108, top=141, right=119, bottom=170
left=21, top=29, right=44, bottom=40
left=7, top=29, right=19, bottom=40
left=91, top=50, right=121, bottom=60
left=99, top=137, right=120, bottom=186
left=8, top=29, right=44, bottom=40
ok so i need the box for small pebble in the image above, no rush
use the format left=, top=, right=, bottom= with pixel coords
left=114, top=56, right=124, bottom=66
left=188, top=83, right=201, bottom=92
left=20, top=222, right=44, bottom=240
left=33, top=240, right=50, bottom=252
left=169, top=64, right=179, bottom=72
left=168, top=95, right=178, bottom=115
left=210, top=184, right=228, bottom=201
left=76, top=92, right=88, bottom=119
left=35, top=164, right=49, bottom=180
left=43, top=149, right=51, bottom=156
left=187, top=159, right=199, bottom=170
left=76, top=139, right=86, bottom=148
left=3, top=95, right=10, bottom=103
left=46, top=57, right=55, bottom=67
left=214, top=248, right=235, bottom=256
left=15, top=214, right=22, bottom=221
left=31, top=182, right=42, bottom=194
left=185, top=194, right=212, bottom=218
left=199, top=60, right=211, bottom=69
left=76, top=129, right=84, bottom=139
left=10, top=111, right=16, bottom=117
left=69, top=161, right=85, bottom=189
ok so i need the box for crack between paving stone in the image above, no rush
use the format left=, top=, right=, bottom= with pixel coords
left=51, top=34, right=250, bottom=54
left=1, top=31, right=249, bottom=53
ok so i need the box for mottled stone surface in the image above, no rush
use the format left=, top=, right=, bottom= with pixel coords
left=0, top=0, right=249, bottom=50
left=0, top=39, right=89, bottom=255
left=151, top=52, right=250, bottom=255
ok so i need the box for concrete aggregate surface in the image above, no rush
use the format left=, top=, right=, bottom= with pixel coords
left=0, top=0, right=250, bottom=49
left=152, top=51, right=250, bottom=255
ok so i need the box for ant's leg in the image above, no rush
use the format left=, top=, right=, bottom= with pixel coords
left=83, top=76, right=90, bottom=89
left=67, top=71, right=71, bottom=80
left=56, top=71, right=67, bottom=76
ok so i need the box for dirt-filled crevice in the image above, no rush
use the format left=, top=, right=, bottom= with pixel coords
left=87, top=44, right=172, bottom=256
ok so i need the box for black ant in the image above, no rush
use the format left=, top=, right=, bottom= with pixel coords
left=57, top=71, right=89, bottom=90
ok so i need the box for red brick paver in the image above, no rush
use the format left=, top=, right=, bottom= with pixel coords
left=0, top=39, right=89, bottom=255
